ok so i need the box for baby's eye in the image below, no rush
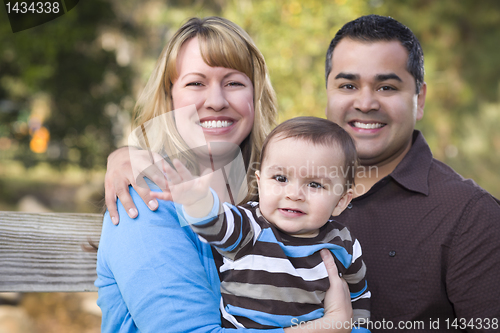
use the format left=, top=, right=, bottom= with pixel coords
left=273, top=175, right=287, bottom=183
left=308, top=182, right=324, bottom=189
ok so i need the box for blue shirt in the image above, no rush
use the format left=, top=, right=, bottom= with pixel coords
left=95, top=185, right=284, bottom=333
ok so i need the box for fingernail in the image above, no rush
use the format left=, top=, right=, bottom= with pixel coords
left=111, top=216, right=119, bottom=225
left=128, top=208, right=138, bottom=218
left=148, top=200, right=158, bottom=210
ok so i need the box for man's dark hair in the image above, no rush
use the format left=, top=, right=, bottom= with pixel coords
left=325, top=15, right=424, bottom=93
left=260, top=116, right=358, bottom=191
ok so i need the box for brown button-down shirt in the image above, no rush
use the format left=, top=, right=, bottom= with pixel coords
left=336, top=131, right=500, bottom=332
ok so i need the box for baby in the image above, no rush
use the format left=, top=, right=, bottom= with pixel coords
left=152, top=116, right=370, bottom=330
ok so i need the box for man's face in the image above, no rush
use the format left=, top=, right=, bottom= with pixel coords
left=326, top=38, right=426, bottom=167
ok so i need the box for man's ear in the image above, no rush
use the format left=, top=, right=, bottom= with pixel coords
left=416, top=82, right=427, bottom=121
left=332, top=188, right=353, bottom=216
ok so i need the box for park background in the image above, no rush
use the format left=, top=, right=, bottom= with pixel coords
left=1, top=0, right=499, bottom=332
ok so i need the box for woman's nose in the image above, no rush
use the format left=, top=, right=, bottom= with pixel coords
left=353, top=87, right=380, bottom=113
left=204, top=85, right=229, bottom=111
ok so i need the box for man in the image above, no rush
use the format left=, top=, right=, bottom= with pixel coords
left=326, top=15, right=500, bottom=332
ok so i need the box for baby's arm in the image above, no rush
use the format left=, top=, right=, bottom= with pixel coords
left=342, top=237, right=371, bottom=331
left=186, top=199, right=257, bottom=261
left=150, top=159, right=214, bottom=218
left=150, top=159, right=254, bottom=259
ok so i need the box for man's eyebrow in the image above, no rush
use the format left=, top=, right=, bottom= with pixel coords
left=333, top=72, right=403, bottom=83
left=375, top=73, right=402, bottom=82
left=334, top=72, right=359, bottom=80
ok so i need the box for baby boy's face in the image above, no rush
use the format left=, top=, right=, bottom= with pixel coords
left=255, top=136, right=353, bottom=238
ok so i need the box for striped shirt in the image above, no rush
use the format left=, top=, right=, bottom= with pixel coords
left=180, top=194, right=371, bottom=329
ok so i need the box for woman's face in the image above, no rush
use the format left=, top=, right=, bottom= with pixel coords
left=171, top=37, right=255, bottom=158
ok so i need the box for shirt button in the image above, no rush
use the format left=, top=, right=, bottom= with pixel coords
left=389, top=250, right=396, bottom=257
left=347, top=203, right=353, bottom=209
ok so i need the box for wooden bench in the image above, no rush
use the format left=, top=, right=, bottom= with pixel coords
left=0, top=211, right=102, bottom=292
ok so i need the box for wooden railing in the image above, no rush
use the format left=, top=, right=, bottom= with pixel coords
left=0, top=211, right=102, bottom=292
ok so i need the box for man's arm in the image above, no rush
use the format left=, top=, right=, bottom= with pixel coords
left=446, top=192, right=500, bottom=332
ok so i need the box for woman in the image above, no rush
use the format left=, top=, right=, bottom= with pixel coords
left=96, top=17, right=352, bottom=332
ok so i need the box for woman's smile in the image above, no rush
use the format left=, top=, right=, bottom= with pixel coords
left=198, top=116, right=237, bottom=135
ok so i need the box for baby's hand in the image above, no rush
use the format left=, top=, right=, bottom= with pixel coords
left=150, top=159, right=212, bottom=206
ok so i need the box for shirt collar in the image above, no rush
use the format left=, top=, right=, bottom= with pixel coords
left=389, top=130, right=433, bottom=196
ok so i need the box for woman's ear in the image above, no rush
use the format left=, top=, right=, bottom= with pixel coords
left=332, top=188, right=353, bottom=216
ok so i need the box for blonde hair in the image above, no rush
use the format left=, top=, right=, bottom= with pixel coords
left=132, top=17, right=278, bottom=203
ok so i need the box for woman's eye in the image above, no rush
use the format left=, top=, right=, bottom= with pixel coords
left=308, top=182, right=324, bottom=189
left=227, top=81, right=244, bottom=87
left=186, top=82, right=203, bottom=87
left=273, top=175, right=287, bottom=183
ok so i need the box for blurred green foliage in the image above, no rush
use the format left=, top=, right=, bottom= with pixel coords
left=1, top=0, right=499, bottom=197
left=0, top=0, right=134, bottom=168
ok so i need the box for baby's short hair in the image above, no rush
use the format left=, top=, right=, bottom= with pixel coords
left=260, top=116, right=358, bottom=190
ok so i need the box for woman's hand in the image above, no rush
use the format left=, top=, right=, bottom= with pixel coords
left=284, top=249, right=352, bottom=333
left=104, top=147, right=171, bottom=225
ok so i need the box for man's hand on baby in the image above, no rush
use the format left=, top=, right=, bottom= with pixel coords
left=150, top=159, right=212, bottom=206
left=320, top=249, right=352, bottom=323
left=284, top=250, right=352, bottom=333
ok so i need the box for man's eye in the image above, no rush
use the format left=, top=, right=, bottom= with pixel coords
left=379, top=86, right=395, bottom=91
left=273, top=175, right=287, bottom=183
left=308, top=182, right=324, bottom=189
left=340, top=84, right=356, bottom=90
